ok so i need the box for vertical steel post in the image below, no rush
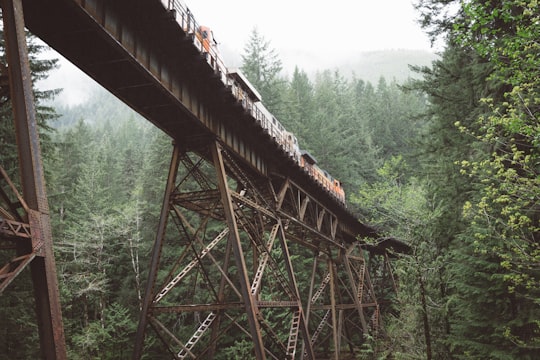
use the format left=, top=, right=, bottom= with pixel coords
left=208, top=236, right=234, bottom=358
left=385, top=251, right=399, bottom=295
left=343, top=248, right=369, bottom=333
left=133, top=143, right=181, bottom=359
left=328, top=259, right=339, bottom=360
left=210, top=141, right=266, bottom=360
left=1, top=0, right=67, bottom=358
left=276, top=222, right=315, bottom=359
left=301, top=253, right=319, bottom=357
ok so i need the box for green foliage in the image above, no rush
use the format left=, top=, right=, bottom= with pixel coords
left=352, top=156, right=425, bottom=233
left=215, top=339, right=254, bottom=359
left=414, top=0, right=464, bottom=41
left=0, top=31, right=59, bottom=175
left=4, top=11, right=508, bottom=359
left=446, top=0, right=540, bottom=355
left=45, top=95, right=169, bottom=358
left=69, top=303, right=135, bottom=360
left=409, top=0, right=540, bottom=358
left=352, top=156, right=448, bottom=359
left=0, top=271, right=41, bottom=360
left=282, top=67, right=427, bottom=197
left=241, top=27, right=286, bottom=114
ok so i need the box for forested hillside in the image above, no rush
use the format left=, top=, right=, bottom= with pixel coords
left=1, top=0, right=539, bottom=358
left=338, top=49, right=438, bottom=84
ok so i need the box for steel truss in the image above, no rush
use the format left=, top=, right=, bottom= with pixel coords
left=134, top=140, right=383, bottom=359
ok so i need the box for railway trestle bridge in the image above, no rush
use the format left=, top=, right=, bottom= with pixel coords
left=0, top=0, right=408, bottom=359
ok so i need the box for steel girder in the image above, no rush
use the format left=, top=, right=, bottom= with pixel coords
left=0, top=0, right=66, bottom=358
left=134, top=140, right=382, bottom=359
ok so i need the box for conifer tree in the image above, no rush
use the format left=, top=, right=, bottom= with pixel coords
left=447, top=1, right=540, bottom=356
left=240, top=27, right=286, bottom=115
left=410, top=0, right=540, bottom=357
left=281, top=66, right=313, bottom=140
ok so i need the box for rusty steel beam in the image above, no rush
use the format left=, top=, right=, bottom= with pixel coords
left=310, top=303, right=379, bottom=311
left=133, top=142, right=181, bottom=359
left=18, top=1, right=383, bottom=245
left=276, top=222, right=315, bottom=360
left=210, top=141, right=267, bottom=360
left=0, top=217, right=31, bottom=239
left=1, top=0, right=67, bottom=358
left=343, top=246, right=369, bottom=333
left=22, top=0, right=269, bottom=175
left=327, top=259, right=339, bottom=360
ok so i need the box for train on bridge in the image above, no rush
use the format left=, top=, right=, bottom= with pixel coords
left=168, top=0, right=346, bottom=204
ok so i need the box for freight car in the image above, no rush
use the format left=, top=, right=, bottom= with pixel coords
left=162, top=0, right=346, bottom=204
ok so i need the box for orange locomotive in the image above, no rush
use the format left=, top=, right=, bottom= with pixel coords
left=300, top=151, right=345, bottom=204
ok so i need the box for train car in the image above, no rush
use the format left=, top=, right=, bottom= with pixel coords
left=254, top=102, right=285, bottom=144
left=163, top=6, right=347, bottom=205
left=198, top=25, right=217, bottom=53
left=226, top=69, right=286, bottom=147
left=227, top=69, right=345, bottom=204
left=227, top=69, right=260, bottom=114
left=283, top=131, right=301, bottom=162
left=194, top=26, right=228, bottom=83
left=300, top=151, right=345, bottom=204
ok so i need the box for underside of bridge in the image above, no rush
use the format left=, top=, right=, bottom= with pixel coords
left=0, top=0, right=406, bottom=359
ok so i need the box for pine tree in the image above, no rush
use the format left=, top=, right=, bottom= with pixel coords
left=409, top=43, right=493, bottom=360
left=281, top=66, right=313, bottom=141
left=408, top=0, right=540, bottom=357
left=446, top=1, right=540, bottom=356
left=240, top=27, right=286, bottom=115
left=0, top=30, right=59, bottom=174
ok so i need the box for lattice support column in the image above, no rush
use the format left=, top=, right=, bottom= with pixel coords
left=344, top=244, right=381, bottom=338
left=133, top=139, right=389, bottom=359
left=210, top=141, right=267, bottom=359
left=297, top=246, right=383, bottom=358
left=133, top=143, right=182, bottom=359
left=134, top=141, right=316, bottom=359
left=0, top=0, right=66, bottom=358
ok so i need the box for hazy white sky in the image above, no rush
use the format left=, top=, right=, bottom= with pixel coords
left=186, top=0, right=433, bottom=72
left=39, top=0, right=433, bottom=105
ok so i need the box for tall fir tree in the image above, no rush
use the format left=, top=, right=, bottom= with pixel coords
left=240, top=27, right=286, bottom=116
left=447, top=0, right=540, bottom=356
left=409, top=0, right=540, bottom=357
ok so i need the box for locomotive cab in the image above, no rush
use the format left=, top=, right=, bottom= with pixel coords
left=199, top=25, right=218, bottom=53
left=333, top=179, right=345, bottom=203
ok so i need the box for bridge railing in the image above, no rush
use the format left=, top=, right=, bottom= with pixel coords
left=159, top=1, right=302, bottom=169
left=161, top=0, right=228, bottom=81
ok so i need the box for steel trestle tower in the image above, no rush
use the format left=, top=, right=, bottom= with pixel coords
left=133, top=140, right=382, bottom=359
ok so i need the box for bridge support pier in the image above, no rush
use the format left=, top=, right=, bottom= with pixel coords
left=0, top=0, right=66, bottom=358
left=133, top=139, right=385, bottom=359
left=134, top=140, right=319, bottom=359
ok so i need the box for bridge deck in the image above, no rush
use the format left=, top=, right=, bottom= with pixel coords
left=22, top=0, right=380, bottom=242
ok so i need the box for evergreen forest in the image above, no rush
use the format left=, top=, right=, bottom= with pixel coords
left=1, top=0, right=539, bottom=358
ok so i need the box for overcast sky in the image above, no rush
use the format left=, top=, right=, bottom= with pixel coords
left=39, top=0, right=433, bottom=105
left=187, top=0, right=433, bottom=72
